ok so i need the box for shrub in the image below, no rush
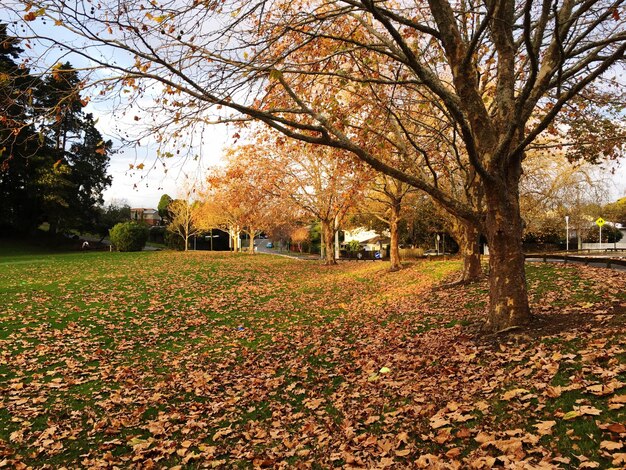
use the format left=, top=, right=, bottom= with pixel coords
left=583, top=224, right=623, bottom=243
left=149, top=225, right=166, bottom=244
left=346, top=240, right=362, bottom=252
left=164, top=230, right=185, bottom=250
left=109, top=222, right=149, bottom=252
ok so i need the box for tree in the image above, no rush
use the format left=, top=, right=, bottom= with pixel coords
left=358, top=175, right=416, bottom=271
left=38, top=62, right=83, bottom=156
left=157, top=194, right=173, bottom=223
left=520, top=153, right=610, bottom=249
left=9, top=2, right=626, bottom=331
left=69, top=114, right=113, bottom=232
left=226, top=135, right=369, bottom=264
left=42, top=66, right=112, bottom=235
left=0, top=26, right=112, bottom=236
left=0, top=23, right=46, bottom=233
left=94, top=200, right=131, bottom=242
left=203, top=153, right=288, bottom=254
left=604, top=197, right=626, bottom=225
left=290, top=225, right=311, bottom=253
left=109, top=221, right=148, bottom=252
left=583, top=223, right=623, bottom=243
left=167, top=198, right=200, bottom=252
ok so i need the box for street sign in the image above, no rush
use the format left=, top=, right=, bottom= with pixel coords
left=595, top=217, right=605, bottom=227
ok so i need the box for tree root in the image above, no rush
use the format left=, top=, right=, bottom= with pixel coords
left=494, top=325, right=523, bottom=335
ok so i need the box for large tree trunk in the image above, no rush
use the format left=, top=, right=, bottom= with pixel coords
left=321, top=219, right=337, bottom=265
left=231, top=229, right=240, bottom=252
left=449, top=217, right=482, bottom=282
left=388, top=201, right=401, bottom=271
left=483, top=184, right=532, bottom=332
left=248, top=229, right=255, bottom=254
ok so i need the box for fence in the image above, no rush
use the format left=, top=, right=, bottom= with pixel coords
left=341, top=250, right=386, bottom=261
left=399, top=248, right=425, bottom=259
left=525, top=253, right=626, bottom=269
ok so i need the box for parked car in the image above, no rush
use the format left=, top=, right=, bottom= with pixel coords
left=266, top=242, right=274, bottom=248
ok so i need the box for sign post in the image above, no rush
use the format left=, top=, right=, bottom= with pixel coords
left=595, top=217, right=605, bottom=247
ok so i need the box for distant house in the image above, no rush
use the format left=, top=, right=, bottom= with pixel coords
left=343, top=228, right=390, bottom=252
left=130, top=208, right=162, bottom=226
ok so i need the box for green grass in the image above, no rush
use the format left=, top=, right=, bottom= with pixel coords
left=1, top=245, right=624, bottom=468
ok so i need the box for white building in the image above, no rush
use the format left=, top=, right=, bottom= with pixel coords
left=343, top=228, right=390, bottom=251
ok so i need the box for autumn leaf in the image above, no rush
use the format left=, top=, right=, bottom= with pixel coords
left=1, top=250, right=624, bottom=468
left=562, top=410, right=580, bottom=420
left=211, top=427, right=232, bottom=441
left=502, top=388, right=528, bottom=400
left=429, top=416, right=450, bottom=430
left=599, top=422, right=626, bottom=434
left=533, top=420, right=556, bottom=436
left=575, top=405, right=602, bottom=416
left=600, top=440, right=623, bottom=451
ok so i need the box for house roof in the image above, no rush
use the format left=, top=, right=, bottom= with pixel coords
left=360, top=235, right=391, bottom=245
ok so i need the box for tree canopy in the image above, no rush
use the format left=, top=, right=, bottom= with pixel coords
left=0, top=24, right=113, bottom=235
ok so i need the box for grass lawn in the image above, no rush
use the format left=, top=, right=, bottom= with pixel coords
left=1, top=247, right=624, bottom=468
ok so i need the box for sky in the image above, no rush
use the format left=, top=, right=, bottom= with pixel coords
left=97, top=116, right=230, bottom=208
left=607, top=162, right=626, bottom=200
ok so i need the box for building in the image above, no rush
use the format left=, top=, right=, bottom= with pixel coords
left=343, top=227, right=390, bottom=252
left=130, top=208, right=162, bottom=226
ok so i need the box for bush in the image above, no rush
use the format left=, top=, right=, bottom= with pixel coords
left=149, top=225, right=166, bottom=244
left=164, top=230, right=185, bottom=250
left=583, top=224, right=623, bottom=243
left=109, top=222, right=149, bottom=252
left=346, top=240, right=362, bottom=252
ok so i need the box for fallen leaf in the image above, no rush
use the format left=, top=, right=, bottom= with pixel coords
left=212, top=428, right=232, bottom=441
left=502, top=388, right=528, bottom=400
left=600, top=440, right=623, bottom=451
left=429, top=417, right=450, bottom=429
left=534, top=420, right=556, bottom=436
left=576, top=405, right=602, bottom=416
left=562, top=410, right=580, bottom=420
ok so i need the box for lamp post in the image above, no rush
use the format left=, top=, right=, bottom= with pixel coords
left=565, top=215, right=569, bottom=251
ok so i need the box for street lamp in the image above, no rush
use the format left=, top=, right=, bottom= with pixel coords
left=565, top=215, right=569, bottom=251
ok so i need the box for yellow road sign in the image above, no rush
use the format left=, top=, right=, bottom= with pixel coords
left=595, top=217, right=605, bottom=227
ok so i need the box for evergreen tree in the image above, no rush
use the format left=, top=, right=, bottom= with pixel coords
left=0, top=24, right=112, bottom=236
left=0, top=23, right=47, bottom=232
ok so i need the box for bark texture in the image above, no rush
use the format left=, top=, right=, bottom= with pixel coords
left=321, top=219, right=337, bottom=265
left=248, top=230, right=255, bottom=254
left=483, top=181, right=532, bottom=331
left=388, top=202, right=401, bottom=271
left=449, top=217, right=482, bottom=282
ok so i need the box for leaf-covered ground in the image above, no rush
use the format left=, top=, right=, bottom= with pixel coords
left=1, top=250, right=624, bottom=469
